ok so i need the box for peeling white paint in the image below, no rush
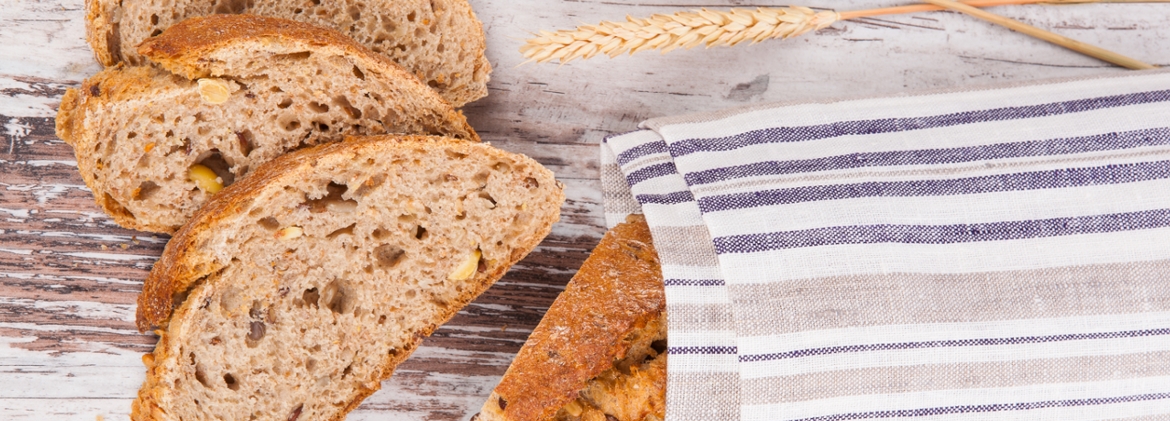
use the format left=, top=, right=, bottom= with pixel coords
left=0, top=298, right=135, bottom=323
left=0, top=207, right=31, bottom=218
left=59, top=252, right=159, bottom=261
left=0, top=247, right=32, bottom=256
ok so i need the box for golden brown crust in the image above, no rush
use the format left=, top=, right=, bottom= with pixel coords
left=486, top=215, right=665, bottom=421
left=139, top=14, right=368, bottom=80
left=135, top=135, right=563, bottom=331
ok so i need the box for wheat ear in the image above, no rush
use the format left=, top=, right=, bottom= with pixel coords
left=520, top=6, right=838, bottom=64
left=522, top=0, right=1169, bottom=64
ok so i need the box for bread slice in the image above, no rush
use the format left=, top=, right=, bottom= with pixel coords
left=477, top=215, right=667, bottom=421
left=56, top=15, right=479, bottom=234
left=131, top=135, right=564, bottom=421
left=85, top=0, right=490, bottom=106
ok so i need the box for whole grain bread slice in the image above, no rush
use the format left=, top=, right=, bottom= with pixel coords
left=86, top=0, right=490, bottom=106
left=56, top=15, right=478, bottom=234
left=477, top=214, right=667, bottom=421
left=132, top=135, right=564, bottom=421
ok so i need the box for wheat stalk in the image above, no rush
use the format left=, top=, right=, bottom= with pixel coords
left=522, top=0, right=1168, bottom=64
left=521, top=6, right=838, bottom=64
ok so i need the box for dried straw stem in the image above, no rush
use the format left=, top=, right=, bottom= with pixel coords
left=921, top=0, right=1156, bottom=69
left=840, top=0, right=1170, bottom=19
left=522, top=0, right=1168, bottom=64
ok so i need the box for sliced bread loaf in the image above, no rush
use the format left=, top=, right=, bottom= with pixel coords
left=477, top=214, right=667, bottom=421
left=56, top=15, right=478, bottom=234
left=132, top=135, right=564, bottom=421
left=86, top=0, right=490, bottom=106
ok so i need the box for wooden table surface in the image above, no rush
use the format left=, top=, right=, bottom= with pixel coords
left=2, top=0, right=1167, bottom=419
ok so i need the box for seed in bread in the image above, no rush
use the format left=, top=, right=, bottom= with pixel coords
left=477, top=215, right=667, bottom=421
left=131, top=135, right=564, bottom=421
left=85, top=0, right=491, bottom=106
left=56, top=15, right=478, bottom=234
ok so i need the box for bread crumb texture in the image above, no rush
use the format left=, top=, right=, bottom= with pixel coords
left=58, top=15, right=478, bottom=234
left=131, top=136, right=564, bottom=421
left=88, top=0, right=490, bottom=105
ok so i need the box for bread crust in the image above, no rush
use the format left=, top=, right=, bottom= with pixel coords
left=481, top=215, right=665, bottom=421
left=56, top=15, right=480, bottom=234
left=132, top=135, right=563, bottom=421
left=135, top=135, right=563, bottom=332
left=135, top=14, right=476, bottom=143
left=86, top=0, right=490, bottom=106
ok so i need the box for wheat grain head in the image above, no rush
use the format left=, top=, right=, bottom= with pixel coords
left=521, top=6, right=840, bottom=64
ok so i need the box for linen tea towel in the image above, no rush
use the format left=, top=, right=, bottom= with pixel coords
left=602, top=69, right=1170, bottom=421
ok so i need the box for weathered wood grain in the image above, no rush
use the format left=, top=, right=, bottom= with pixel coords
left=2, top=0, right=1168, bottom=419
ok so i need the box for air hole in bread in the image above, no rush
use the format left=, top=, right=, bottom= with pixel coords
left=151, top=29, right=163, bottom=37
left=316, top=122, right=330, bottom=132
left=414, top=226, right=428, bottom=240
left=493, top=162, right=511, bottom=173
left=304, top=182, right=355, bottom=213
left=523, top=177, right=540, bottom=189
left=293, top=7, right=303, bottom=14
left=277, top=98, right=293, bottom=109
left=403, top=289, right=416, bottom=299
left=282, top=118, right=301, bottom=131
left=219, top=286, right=246, bottom=314
left=288, top=404, right=303, bottom=421
left=351, top=66, right=365, bottom=80
left=651, top=339, right=668, bottom=355
left=327, top=224, right=356, bottom=239
left=194, top=363, right=211, bottom=388
left=347, top=6, right=361, bottom=21
left=342, top=364, right=353, bottom=377
left=235, top=130, right=254, bottom=156
left=478, top=192, right=496, bottom=208
left=102, top=193, right=134, bottom=220
left=152, top=114, right=165, bottom=123
left=332, top=96, right=362, bottom=119
left=354, top=174, right=384, bottom=196
left=223, top=373, right=239, bottom=390
left=473, top=171, right=489, bottom=186
left=320, top=280, right=352, bottom=315
left=436, top=43, right=445, bottom=53
left=308, top=101, right=329, bottom=113
left=406, top=11, right=416, bottom=22
left=371, top=227, right=389, bottom=240
left=258, top=216, right=280, bottom=230
left=301, top=288, right=320, bottom=309
left=195, top=149, right=236, bottom=186
left=133, top=181, right=160, bottom=201
left=374, top=244, right=406, bottom=268
left=150, top=14, right=159, bottom=25
left=275, top=51, right=312, bottom=61
left=306, top=358, right=317, bottom=372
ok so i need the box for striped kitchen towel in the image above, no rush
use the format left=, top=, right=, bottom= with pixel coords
left=601, top=69, right=1170, bottom=421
